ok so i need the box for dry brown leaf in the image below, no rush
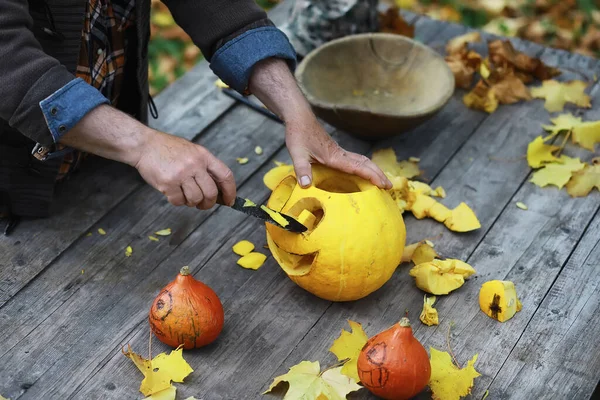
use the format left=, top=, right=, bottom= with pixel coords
left=463, top=80, right=498, bottom=113
left=446, top=31, right=482, bottom=55
left=379, top=7, right=415, bottom=37
left=488, top=39, right=561, bottom=81
left=445, top=50, right=482, bottom=89
left=492, top=75, right=532, bottom=104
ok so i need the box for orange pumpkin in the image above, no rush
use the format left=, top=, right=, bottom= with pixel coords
left=149, top=266, right=224, bottom=349
left=357, top=317, right=431, bottom=400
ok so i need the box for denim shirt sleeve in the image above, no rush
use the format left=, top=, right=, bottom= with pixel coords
left=39, top=78, right=110, bottom=144
left=209, top=26, right=297, bottom=94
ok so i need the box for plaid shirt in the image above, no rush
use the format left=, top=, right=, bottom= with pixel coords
left=56, top=0, right=136, bottom=181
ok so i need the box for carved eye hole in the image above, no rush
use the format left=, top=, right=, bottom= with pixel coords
left=287, top=197, right=324, bottom=233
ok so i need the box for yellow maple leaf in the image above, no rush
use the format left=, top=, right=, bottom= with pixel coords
left=429, top=348, right=481, bottom=400
left=122, top=344, right=194, bottom=396
left=264, top=361, right=362, bottom=400
left=155, top=229, right=172, bottom=236
left=530, top=155, right=586, bottom=189
left=566, top=161, right=600, bottom=197
left=125, top=246, right=133, bottom=257
left=329, top=320, right=368, bottom=382
left=527, top=136, right=560, bottom=168
left=409, top=259, right=476, bottom=295
left=530, top=80, right=591, bottom=113
left=420, top=295, right=439, bottom=326
left=371, top=148, right=422, bottom=179
left=143, top=385, right=176, bottom=400
left=232, top=240, right=255, bottom=256
left=542, top=113, right=582, bottom=136
left=572, top=121, right=600, bottom=151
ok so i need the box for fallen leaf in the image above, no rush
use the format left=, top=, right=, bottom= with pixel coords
left=527, top=136, right=560, bottom=168
left=429, top=348, right=481, bottom=400
left=372, top=148, right=421, bottom=178
left=488, top=39, right=560, bottom=81
left=491, top=75, right=532, bottom=104
left=98, top=228, right=106, bottom=235
left=232, top=240, right=255, bottom=256
left=463, top=80, right=498, bottom=113
left=329, top=320, right=368, bottom=382
left=566, top=161, right=600, bottom=197
left=86, top=232, right=92, bottom=237
left=530, top=155, right=586, bottom=189
left=409, top=259, right=476, bottom=295
left=237, top=157, right=249, bottom=165
left=263, top=361, right=362, bottom=399
left=149, top=236, right=160, bottom=242
left=125, top=246, right=133, bottom=257
left=0, top=394, right=11, bottom=400
left=572, top=121, right=600, bottom=151
left=420, top=295, right=439, bottom=326
left=123, top=344, right=193, bottom=396
left=143, top=385, right=176, bottom=400
left=446, top=32, right=481, bottom=55
left=542, top=113, right=583, bottom=136
left=155, top=229, right=172, bottom=236
left=516, top=201, right=528, bottom=210
left=255, top=146, right=264, bottom=155
left=530, top=80, right=591, bottom=113
left=445, top=50, right=482, bottom=89
left=264, top=164, right=295, bottom=190
left=237, top=252, right=267, bottom=270
left=379, top=7, right=415, bottom=37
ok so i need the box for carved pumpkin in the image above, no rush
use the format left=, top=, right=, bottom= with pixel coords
left=265, top=165, right=406, bottom=301
left=357, top=318, right=431, bottom=399
left=149, top=266, right=224, bottom=349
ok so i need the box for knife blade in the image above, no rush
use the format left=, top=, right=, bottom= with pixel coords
left=230, top=197, right=307, bottom=233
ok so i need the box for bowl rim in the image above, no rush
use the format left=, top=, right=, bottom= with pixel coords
left=295, top=32, right=456, bottom=118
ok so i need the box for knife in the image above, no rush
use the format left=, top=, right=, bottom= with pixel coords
left=230, top=197, right=307, bottom=233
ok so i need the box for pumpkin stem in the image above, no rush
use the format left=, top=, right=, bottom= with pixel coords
left=399, top=317, right=411, bottom=327
left=180, top=266, right=191, bottom=276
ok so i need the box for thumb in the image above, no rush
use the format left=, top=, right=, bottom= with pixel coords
left=289, top=146, right=313, bottom=188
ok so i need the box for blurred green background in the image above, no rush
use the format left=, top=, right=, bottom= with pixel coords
left=149, top=0, right=600, bottom=96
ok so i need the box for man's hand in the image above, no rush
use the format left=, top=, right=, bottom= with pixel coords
left=61, top=105, right=237, bottom=209
left=248, top=58, right=392, bottom=190
left=135, top=131, right=236, bottom=209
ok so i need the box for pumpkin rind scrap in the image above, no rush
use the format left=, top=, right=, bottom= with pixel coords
left=265, top=165, right=406, bottom=301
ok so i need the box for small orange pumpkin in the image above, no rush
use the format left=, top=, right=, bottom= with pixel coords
left=149, top=266, right=224, bottom=349
left=357, top=317, right=431, bottom=400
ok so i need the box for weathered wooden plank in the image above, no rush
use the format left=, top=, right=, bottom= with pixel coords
left=264, top=42, right=600, bottom=400
left=0, top=0, right=295, bottom=311
left=484, top=211, right=600, bottom=399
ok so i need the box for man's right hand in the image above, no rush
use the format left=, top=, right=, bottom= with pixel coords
left=134, top=131, right=236, bottom=209
left=61, top=105, right=237, bottom=210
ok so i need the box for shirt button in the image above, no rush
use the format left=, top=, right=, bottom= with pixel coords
left=97, top=48, right=103, bottom=55
left=50, top=107, right=58, bottom=115
left=59, top=125, right=67, bottom=133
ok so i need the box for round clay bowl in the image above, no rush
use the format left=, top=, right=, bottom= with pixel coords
left=295, top=33, right=455, bottom=140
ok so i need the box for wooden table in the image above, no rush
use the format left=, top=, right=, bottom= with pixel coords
left=1, top=2, right=599, bottom=399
